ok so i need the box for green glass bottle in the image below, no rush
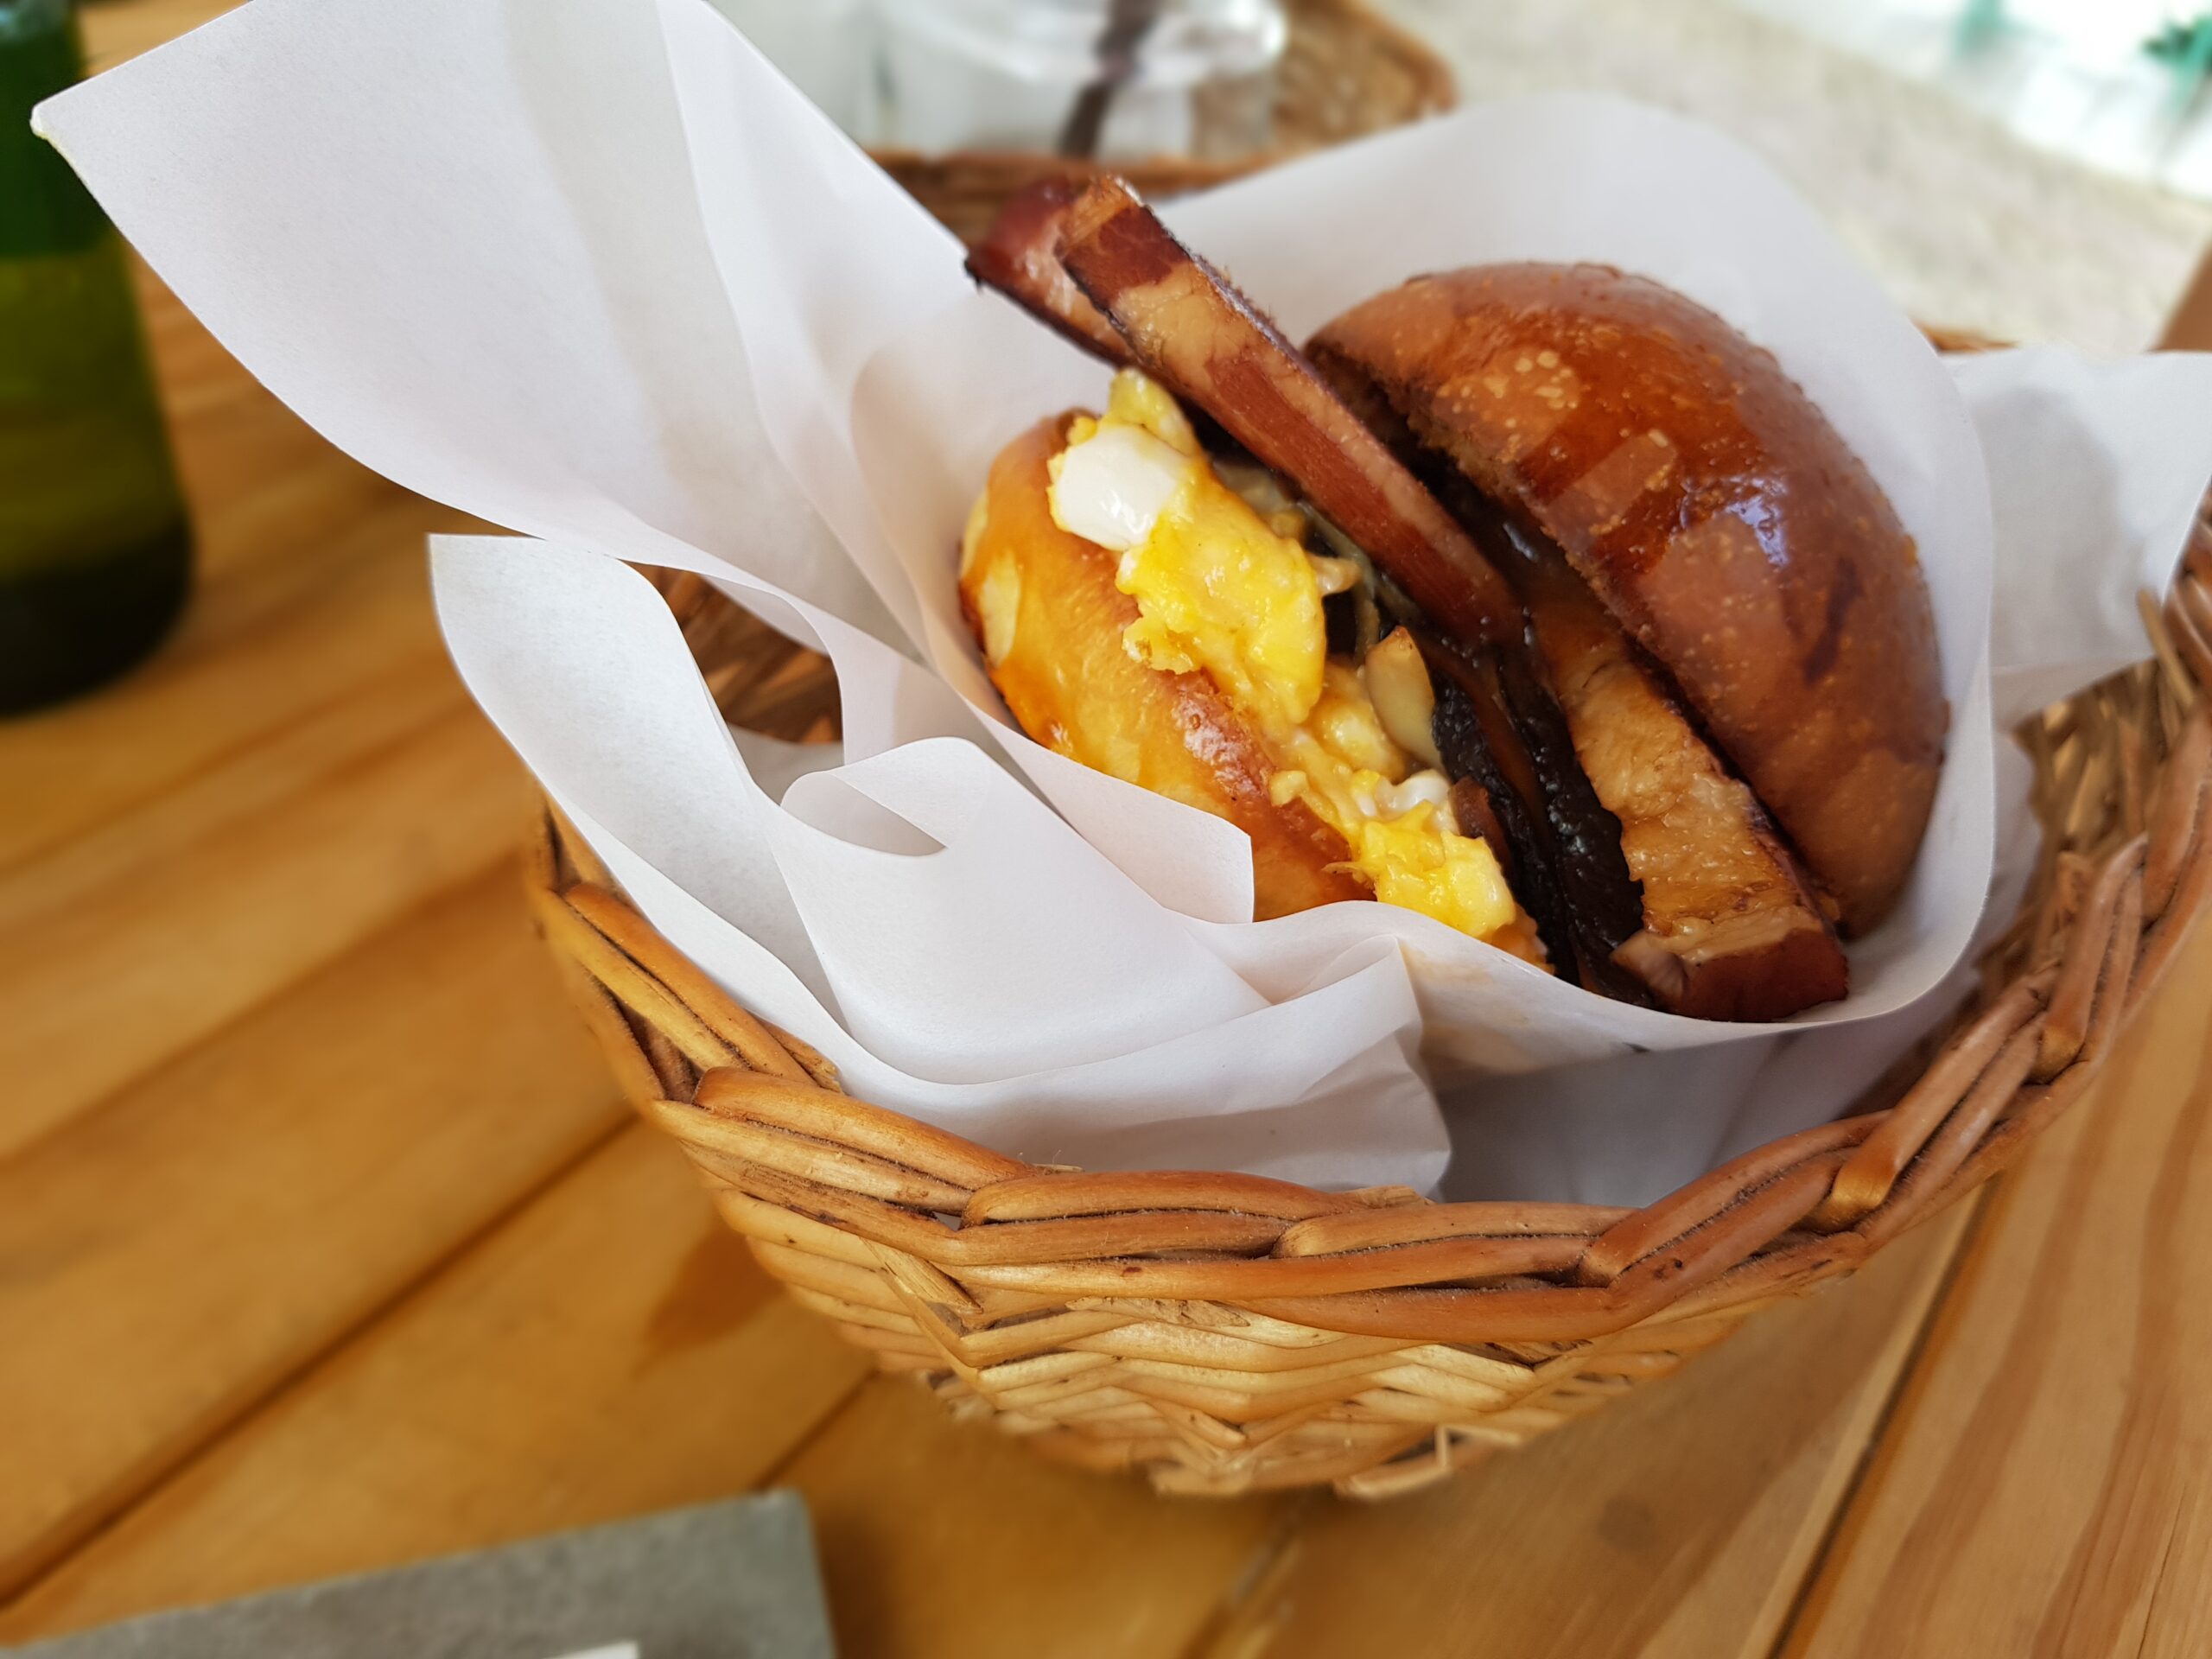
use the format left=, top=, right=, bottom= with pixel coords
left=2, top=0, right=191, bottom=714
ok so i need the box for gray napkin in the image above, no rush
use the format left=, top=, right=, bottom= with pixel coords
left=4, top=1491, right=834, bottom=1658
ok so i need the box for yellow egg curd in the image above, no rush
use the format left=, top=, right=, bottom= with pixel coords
left=1045, top=370, right=1523, bottom=947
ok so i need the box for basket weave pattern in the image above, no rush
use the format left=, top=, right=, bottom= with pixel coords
left=527, top=547, right=2212, bottom=1498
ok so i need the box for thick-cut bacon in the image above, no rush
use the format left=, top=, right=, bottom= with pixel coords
left=1052, top=176, right=1522, bottom=650
left=963, top=180, right=1132, bottom=365
left=1313, top=339, right=1847, bottom=1016
left=1360, top=378, right=1849, bottom=1019
left=1491, top=511, right=1847, bottom=1019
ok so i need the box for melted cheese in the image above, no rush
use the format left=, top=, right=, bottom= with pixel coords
left=1045, top=370, right=1522, bottom=947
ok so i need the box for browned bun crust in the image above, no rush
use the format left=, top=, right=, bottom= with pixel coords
left=959, top=415, right=1368, bottom=919
left=1310, top=265, right=1946, bottom=936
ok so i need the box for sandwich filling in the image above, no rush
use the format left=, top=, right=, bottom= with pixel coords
left=992, top=370, right=1526, bottom=950
left=961, top=173, right=1872, bottom=1016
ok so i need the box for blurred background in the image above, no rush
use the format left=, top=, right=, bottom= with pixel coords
left=709, top=0, right=2212, bottom=353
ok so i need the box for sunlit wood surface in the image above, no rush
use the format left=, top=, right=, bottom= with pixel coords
left=4, top=4, right=2211, bottom=1653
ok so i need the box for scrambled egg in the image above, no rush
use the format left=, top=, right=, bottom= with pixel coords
left=1046, top=371, right=1520, bottom=945
left=1048, top=372, right=1324, bottom=736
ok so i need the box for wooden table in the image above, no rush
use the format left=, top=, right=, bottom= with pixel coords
left=7, top=8, right=2212, bottom=1655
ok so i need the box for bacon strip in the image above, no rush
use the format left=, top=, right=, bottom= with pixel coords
left=963, top=180, right=1133, bottom=366
left=1501, top=516, right=1847, bottom=1019
left=1052, top=176, right=1522, bottom=649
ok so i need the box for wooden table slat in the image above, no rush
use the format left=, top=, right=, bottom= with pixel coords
left=1781, top=916, right=2212, bottom=1659
left=0, top=1129, right=874, bottom=1642
left=1179, top=1207, right=1973, bottom=1659
left=0, top=862, right=626, bottom=1598
left=0, top=698, right=535, bottom=1157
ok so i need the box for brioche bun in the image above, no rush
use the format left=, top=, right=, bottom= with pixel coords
left=1310, top=264, right=1946, bottom=936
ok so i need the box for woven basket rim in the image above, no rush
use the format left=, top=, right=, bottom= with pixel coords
left=528, top=537, right=2212, bottom=1494
left=531, top=554, right=2212, bottom=1351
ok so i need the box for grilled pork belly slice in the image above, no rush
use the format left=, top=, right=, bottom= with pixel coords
left=1316, top=345, right=1848, bottom=1019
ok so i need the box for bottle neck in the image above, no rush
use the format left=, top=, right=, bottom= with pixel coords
left=0, top=0, right=107, bottom=259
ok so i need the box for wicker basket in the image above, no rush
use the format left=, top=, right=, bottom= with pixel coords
left=872, top=0, right=1457, bottom=245
left=525, top=531, right=2212, bottom=1498
left=518, top=0, right=2212, bottom=1506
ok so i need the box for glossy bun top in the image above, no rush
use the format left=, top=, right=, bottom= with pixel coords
left=1311, top=264, right=1946, bottom=935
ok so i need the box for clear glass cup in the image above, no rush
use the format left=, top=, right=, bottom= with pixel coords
left=706, top=0, right=876, bottom=135
left=872, top=0, right=1287, bottom=160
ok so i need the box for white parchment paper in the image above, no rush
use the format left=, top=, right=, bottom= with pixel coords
left=39, top=0, right=2212, bottom=1201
